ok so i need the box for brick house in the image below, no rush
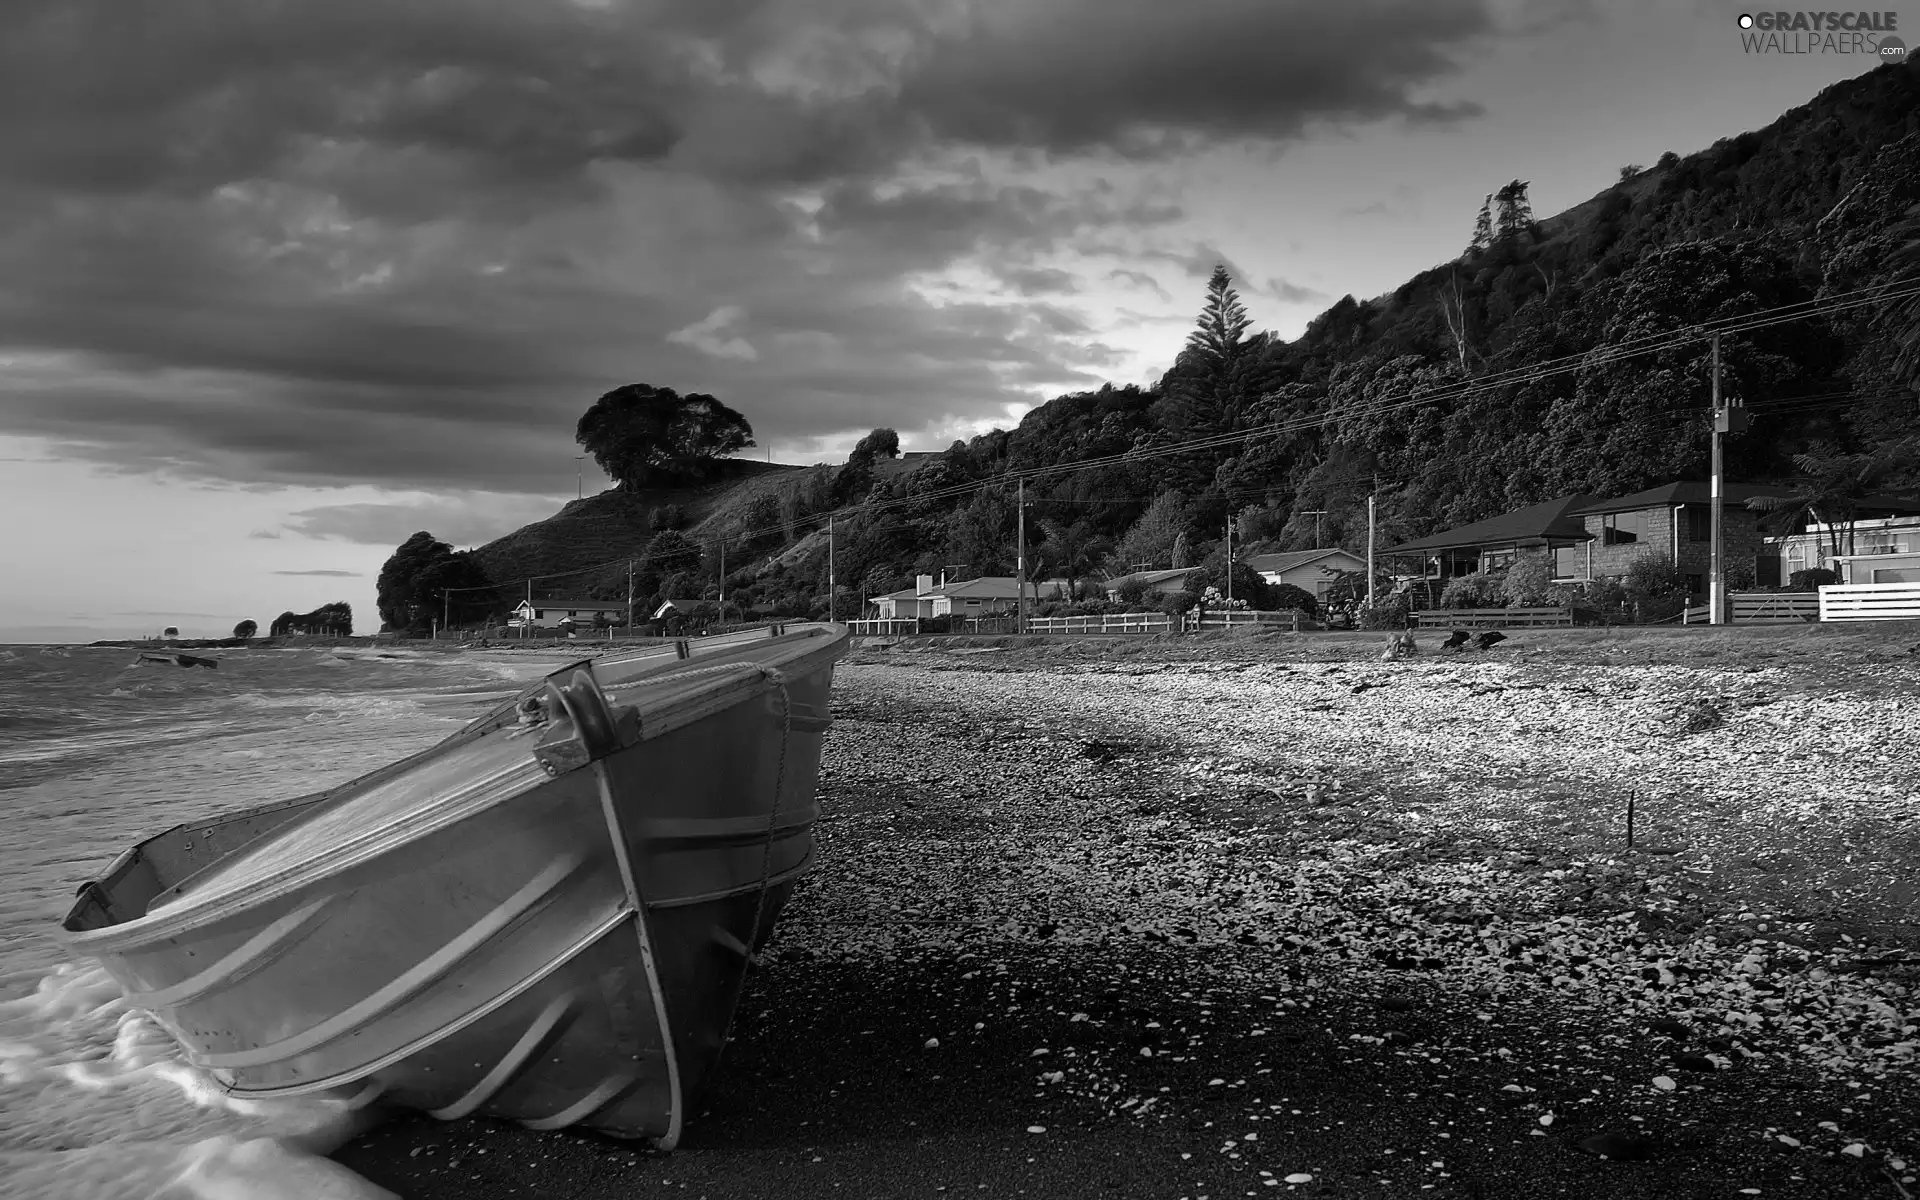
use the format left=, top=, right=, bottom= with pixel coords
left=1563, top=483, right=1795, bottom=592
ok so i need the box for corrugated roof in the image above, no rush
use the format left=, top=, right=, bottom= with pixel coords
left=1386, top=495, right=1605, bottom=555
left=937, top=576, right=1037, bottom=599
left=1102, top=567, right=1201, bottom=589
left=1243, top=549, right=1361, bottom=575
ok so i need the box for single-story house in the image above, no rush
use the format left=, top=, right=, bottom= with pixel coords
left=869, top=574, right=1038, bottom=618
left=1100, top=566, right=1203, bottom=600
left=510, top=598, right=628, bottom=627
left=1243, top=548, right=1367, bottom=598
left=1383, top=494, right=1605, bottom=588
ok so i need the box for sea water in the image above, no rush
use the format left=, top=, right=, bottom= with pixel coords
left=0, top=644, right=569, bottom=1199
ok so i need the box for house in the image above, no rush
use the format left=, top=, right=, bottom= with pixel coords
left=1243, top=548, right=1367, bottom=599
left=869, top=574, right=1038, bottom=619
left=1771, top=510, right=1920, bottom=583
left=509, top=598, right=629, bottom=628
left=1100, top=567, right=1203, bottom=600
left=1563, top=482, right=1801, bottom=591
left=1383, top=494, right=1605, bottom=588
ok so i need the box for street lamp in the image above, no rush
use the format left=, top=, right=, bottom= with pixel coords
left=574, top=455, right=586, bottom=500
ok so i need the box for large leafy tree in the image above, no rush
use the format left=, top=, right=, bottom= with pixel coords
left=232, top=619, right=257, bottom=639
left=377, top=532, right=494, bottom=632
left=270, top=603, right=353, bottom=637
left=576, top=383, right=755, bottom=490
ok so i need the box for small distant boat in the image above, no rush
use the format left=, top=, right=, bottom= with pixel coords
left=60, top=623, right=848, bottom=1149
left=136, top=652, right=219, bottom=669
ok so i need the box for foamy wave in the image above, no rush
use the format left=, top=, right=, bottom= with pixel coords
left=0, top=964, right=393, bottom=1200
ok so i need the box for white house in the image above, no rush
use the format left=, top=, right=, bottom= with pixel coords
left=1769, top=514, right=1920, bottom=584
left=1100, top=567, right=1202, bottom=600
left=1242, top=548, right=1367, bottom=598
left=869, top=574, right=1038, bottom=618
left=509, top=598, right=628, bottom=628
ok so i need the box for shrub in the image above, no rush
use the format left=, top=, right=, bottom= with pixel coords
left=1788, top=567, right=1838, bottom=591
left=1501, top=554, right=1558, bottom=606
left=1358, top=594, right=1410, bottom=630
left=1267, top=583, right=1317, bottom=617
left=1440, top=572, right=1505, bottom=608
left=649, top=503, right=689, bottom=531
left=1116, top=577, right=1149, bottom=607
left=1623, top=554, right=1687, bottom=600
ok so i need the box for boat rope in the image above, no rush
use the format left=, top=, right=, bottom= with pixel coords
left=718, top=665, right=791, bottom=1056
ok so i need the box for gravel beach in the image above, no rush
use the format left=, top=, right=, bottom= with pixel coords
left=334, top=626, right=1920, bottom=1200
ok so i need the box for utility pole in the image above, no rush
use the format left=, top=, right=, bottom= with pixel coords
left=442, top=589, right=450, bottom=640
left=718, top=537, right=726, bottom=625
left=1707, top=332, right=1748, bottom=627
left=828, top=515, right=836, bottom=623
left=1224, top=516, right=1234, bottom=613
left=1302, top=509, right=1328, bottom=548
left=574, top=455, right=585, bottom=500
left=1016, top=477, right=1027, bottom=635
left=1366, top=490, right=1378, bottom=610
left=627, top=559, right=635, bottom=636
left=1710, top=333, right=1724, bottom=626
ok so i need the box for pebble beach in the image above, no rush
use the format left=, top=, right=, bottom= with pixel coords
left=331, top=625, right=1920, bottom=1200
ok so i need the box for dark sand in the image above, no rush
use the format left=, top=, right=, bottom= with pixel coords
left=333, top=630, right=1919, bottom=1199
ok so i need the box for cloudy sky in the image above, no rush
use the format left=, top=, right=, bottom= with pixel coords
left=0, top=0, right=1898, bottom=640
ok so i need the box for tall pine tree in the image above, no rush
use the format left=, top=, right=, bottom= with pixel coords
left=1185, top=264, right=1253, bottom=366
left=1494, top=180, right=1534, bottom=246
left=1469, top=195, right=1494, bottom=255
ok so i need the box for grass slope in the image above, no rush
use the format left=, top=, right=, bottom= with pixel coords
left=470, top=459, right=800, bottom=601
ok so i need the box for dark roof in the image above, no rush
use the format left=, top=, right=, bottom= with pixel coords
left=1244, top=548, right=1363, bottom=575
left=1566, top=482, right=1795, bottom=516
left=1386, top=495, right=1604, bottom=555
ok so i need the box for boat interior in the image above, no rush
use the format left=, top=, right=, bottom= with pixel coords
left=63, top=623, right=843, bottom=935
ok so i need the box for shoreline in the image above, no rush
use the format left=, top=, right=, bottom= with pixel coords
left=332, top=636, right=1917, bottom=1198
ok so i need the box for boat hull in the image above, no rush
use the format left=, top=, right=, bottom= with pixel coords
left=57, top=624, right=846, bottom=1146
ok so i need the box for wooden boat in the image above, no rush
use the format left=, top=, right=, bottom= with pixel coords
left=58, top=623, right=848, bottom=1149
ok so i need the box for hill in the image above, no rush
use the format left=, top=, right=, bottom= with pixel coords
left=469, top=458, right=801, bottom=602
left=448, top=63, right=1920, bottom=623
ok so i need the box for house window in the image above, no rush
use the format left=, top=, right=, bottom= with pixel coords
left=1482, top=549, right=1516, bottom=571
left=1684, top=507, right=1711, bottom=543
left=1552, top=544, right=1584, bottom=579
left=1603, top=511, right=1649, bottom=545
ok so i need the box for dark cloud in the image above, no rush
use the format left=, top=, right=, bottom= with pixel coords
left=0, top=0, right=1498, bottom=494
left=271, top=569, right=362, bottom=577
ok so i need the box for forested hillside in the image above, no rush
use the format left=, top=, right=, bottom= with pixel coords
left=387, top=63, right=1920, bottom=630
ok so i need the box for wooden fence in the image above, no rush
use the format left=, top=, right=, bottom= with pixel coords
left=846, top=618, right=921, bottom=636
left=1818, top=582, right=1920, bottom=622
left=1012, top=612, right=1179, bottom=634
left=1189, top=610, right=1302, bottom=632
left=1681, top=592, right=1822, bottom=624
left=1411, top=606, right=1574, bottom=629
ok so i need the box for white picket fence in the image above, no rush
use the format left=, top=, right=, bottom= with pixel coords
left=1817, top=582, right=1920, bottom=622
